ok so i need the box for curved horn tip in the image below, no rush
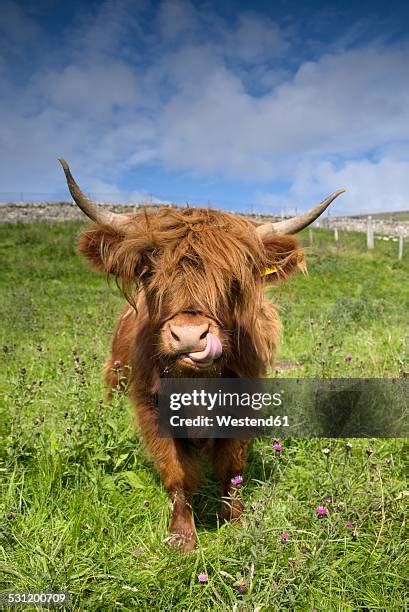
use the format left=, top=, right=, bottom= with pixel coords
left=256, top=188, right=346, bottom=239
left=57, top=158, right=72, bottom=178
left=57, top=157, right=129, bottom=230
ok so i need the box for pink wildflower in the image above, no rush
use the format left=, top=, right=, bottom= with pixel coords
left=198, top=572, right=208, bottom=583
left=272, top=443, right=283, bottom=453
left=316, top=505, right=328, bottom=517
left=280, top=531, right=290, bottom=543
left=230, top=475, right=243, bottom=487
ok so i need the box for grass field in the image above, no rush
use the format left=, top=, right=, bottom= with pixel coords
left=0, top=221, right=408, bottom=610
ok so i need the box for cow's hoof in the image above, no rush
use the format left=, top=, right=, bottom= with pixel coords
left=220, top=498, right=244, bottom=523
left=164, top=531, right=196, bottom=552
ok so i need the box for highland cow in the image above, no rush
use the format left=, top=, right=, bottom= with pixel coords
left=59, top=158, right=344, bottom=552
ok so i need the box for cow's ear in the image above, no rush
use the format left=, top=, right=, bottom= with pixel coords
left=261, top=235, right=306, bottom=283
left=78, top=226, right=122, bottom=273
left=78, top=225, right=143, bottom=279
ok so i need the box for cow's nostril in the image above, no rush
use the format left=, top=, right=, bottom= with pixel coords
left=199, top=330, right=208, bottom=340
left=170, top=329, right=180, bottom=342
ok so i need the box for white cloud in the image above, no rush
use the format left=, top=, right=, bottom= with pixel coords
left=0, top=0, right=408, bottom=214
left=224, top=12, right=288, bottom=63
left=84, top=178, right=166, bottom=204
left=40, top=62, right=139, bottom=115
left=256, top=155, right=409, bottom=215
left=157, top=45, right=409, bottom=180
left=67, top=0, right=148, bottom=62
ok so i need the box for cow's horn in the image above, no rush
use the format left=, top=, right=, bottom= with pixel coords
left=58, top=158, right=129, bottom=231
left=256, top=189, right=346, bottom=239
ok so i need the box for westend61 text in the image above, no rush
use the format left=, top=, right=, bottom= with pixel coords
left=169, top=414, right=290, bottom=427
left=169, top=390, right=283, bottom=411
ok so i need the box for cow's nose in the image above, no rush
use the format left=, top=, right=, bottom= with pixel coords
left=169, top=323, right=209, bottom=353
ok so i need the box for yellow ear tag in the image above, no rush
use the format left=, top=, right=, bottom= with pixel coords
left=262, top=266, right=278, bottom=277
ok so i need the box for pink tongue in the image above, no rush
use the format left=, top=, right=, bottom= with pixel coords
left=187, top=333, right=222, bottom=363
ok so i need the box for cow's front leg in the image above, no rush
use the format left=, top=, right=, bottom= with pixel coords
left=159, top=440, right=199, bottom=551
left=137, top=411, right=199, bottom=551
left=213, top=439, right=249, bottom=523
left=166, top=485, right=196, bottom=552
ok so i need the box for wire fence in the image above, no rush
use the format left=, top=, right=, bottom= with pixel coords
left=308, top=219, right=407, bottom=260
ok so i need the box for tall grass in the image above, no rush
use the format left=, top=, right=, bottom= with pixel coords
left=0, top=222, right=407, bottom=610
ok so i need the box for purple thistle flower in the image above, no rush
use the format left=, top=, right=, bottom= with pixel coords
left=113, top=360, right=122, bottom=369
left=344, top=354, right=353, bottom=362
left=346, top=521, right=354, bottom=529
left=272, top=442, right=283, bottom=453
left=230, top=475, right=243, bottom=487
left=280, top=531, right=290, bottom=543
left=316, top=505, right=328, bottom=517
left=198, top=572, right=208, bottom=583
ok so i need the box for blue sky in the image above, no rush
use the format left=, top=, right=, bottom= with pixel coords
left=1, top=0, right=409, bottom=214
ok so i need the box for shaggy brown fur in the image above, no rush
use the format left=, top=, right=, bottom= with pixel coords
left=78, top=206, right=304, bottom=552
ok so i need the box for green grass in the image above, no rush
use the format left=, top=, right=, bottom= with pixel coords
left=273, top=229, right=408, bottom=378
left=0, top=222, right=408, bottom=610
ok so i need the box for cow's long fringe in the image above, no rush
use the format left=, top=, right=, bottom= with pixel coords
left=79, top=206, right=304, bottom=376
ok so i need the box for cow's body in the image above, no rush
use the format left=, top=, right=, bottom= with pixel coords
left=58, top=158, right=344, bottom=552
left=104, top=288, right=279, bottom=551
left=101, top=241, right=283, bottom=550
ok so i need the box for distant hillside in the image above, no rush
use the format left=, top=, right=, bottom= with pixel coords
left=348, top=210, right=409, bottom=222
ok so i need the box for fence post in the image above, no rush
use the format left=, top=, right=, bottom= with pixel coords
left=334, top=227, right=339, bottom=242
left=398, top=232, right=404, bottom=261
left=366, top=216, right=374, bottom=249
